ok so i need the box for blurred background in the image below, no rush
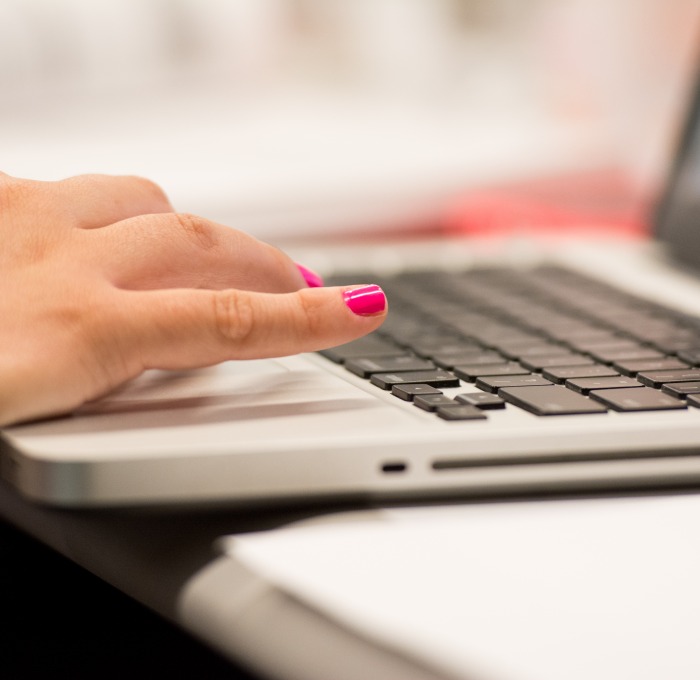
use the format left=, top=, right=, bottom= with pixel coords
left=1, top=0, right=699, bottom=241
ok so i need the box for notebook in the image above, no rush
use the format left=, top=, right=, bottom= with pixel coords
left=4, top=75, right=700, bottom=509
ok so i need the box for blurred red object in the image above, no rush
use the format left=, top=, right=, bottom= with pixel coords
left=443, top=167, right=652, bottom=240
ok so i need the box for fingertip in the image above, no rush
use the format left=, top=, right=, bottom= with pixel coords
left=342, top=284, right=387, bottom=317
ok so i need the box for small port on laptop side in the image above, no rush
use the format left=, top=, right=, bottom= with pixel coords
left=381, top=462, right=408, bottom=473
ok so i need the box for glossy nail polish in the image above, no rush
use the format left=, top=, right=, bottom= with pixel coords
left=343, top=285, right=386, bottom=316
left=296, top=263, right=324, bottom=288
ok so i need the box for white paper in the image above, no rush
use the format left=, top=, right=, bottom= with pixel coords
left=229, top=495, right=700, bottom=680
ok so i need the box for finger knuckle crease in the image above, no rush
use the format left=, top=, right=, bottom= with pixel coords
left=213, top=292, right=256, bottom=346
left=174, top=213, right=219, bottom=252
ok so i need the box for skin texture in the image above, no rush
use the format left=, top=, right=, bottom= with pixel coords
left=0, top=172, right=386, bottom=426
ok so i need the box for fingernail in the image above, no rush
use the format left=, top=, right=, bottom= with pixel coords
left=343, top=284, right=386, bottom=316
left=296, top=263, right=324, bottom=288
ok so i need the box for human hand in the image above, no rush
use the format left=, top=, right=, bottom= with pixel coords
left=0, top=172, right=386, bottom=426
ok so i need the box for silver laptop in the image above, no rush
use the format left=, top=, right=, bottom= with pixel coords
left=6, top=82, right=700, bottom=509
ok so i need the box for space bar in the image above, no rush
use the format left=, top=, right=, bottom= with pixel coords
left=499, top=385, right=608, bottom=416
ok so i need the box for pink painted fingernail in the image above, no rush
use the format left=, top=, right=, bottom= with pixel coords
left=343, top=285, right=387, bottom=316
left=296, top=263, right=324, bottom=288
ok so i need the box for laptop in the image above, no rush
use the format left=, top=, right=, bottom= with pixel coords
left=5, top=75, right=700, bottom=510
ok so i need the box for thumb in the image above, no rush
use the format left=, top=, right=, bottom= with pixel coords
left=121, top=284, right=388, bottom=370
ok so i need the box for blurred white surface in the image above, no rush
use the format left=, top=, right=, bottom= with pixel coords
left=1, top=0, right=698, bottom=239
left=228, top=494, right=700, bottom=680
left=0, top=85, right=609, bottom=238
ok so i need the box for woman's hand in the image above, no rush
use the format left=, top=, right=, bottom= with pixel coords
left=0, top=172, right=386, bottom=426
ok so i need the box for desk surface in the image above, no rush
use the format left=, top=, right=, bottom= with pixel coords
left=1, top=520, right=258, bottom=680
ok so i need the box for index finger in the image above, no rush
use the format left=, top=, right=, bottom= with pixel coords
left=119, top=284, right=388, bottom=370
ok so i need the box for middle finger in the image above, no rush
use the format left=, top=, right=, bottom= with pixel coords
left=84, top=211, right=309, bottom=293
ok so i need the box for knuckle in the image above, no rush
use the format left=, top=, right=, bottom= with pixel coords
left=126, top=175, right=171, bottom=207
left=212, top=291, right=256, bottom=347
left=173, top=212, right=220, bottom=252
left=0, top=174, right=32, bottom=208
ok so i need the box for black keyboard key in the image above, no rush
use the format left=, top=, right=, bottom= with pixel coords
left=371, top=370, right=460, bottom=390
left=436, top=404, right=488, bottom=421
left=499, top=385, right=607, bottom=415
left=391, top=384, right=443, bottom=401
left=590, top=387, right=686, bottom=412
left=476, top=374, right=553, bottom=393
left=612, top=357, right=689, bottom=377
left=637, top=368, right=700, bottom=388
left=677, top=348, right=700, bottom=365
left=565, top=336, right=630, bottom=353
left=495, top=343, right=571, bottom=360
left=628, top=325, right=692, bottom=344
left=345, top=356, right=434, bottom=378
left=408, top=340, right=479, bottom=358
left=413, top=394, right=458, bottom=412
left=588, top=346, right=665, bottom=364
left=687, top=394, right=700, bottom=408
left=455, top=392, right=506, bottom=409
left=520, top=354, right=595, bottom=371
left=555, top=329, right=622, bottom=344
left=542, top=364, right=619, bottom=384
left=661, top=381, right=700, bottom=398
left=471, top=330, right=539, bottom=347
left=653, top=337, right=700, bottom=353
left=320, top=336, right=402, bottom=363
left=453, top=363, right=529, bottom=382
left=431, top=350, right=502, bottom=369
left=565, top=376, right=642, bottom=395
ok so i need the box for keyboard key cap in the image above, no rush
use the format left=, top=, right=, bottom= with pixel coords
left=453, top=363, right=529, bottom=382
left=496, top=343, right=572, bottom=360
left=371, top=370, right=460, bottom=390
left=345, top=356, right=434, bottom=378
left=565, top=336, right=631, bottom=353
left=636, top=368, right=700, bottom=388
left=476, top=374, right=553, bottom=393
left=408, top=340, right=479, bottom=358
left=391, top=384, right=443, bottom=401
left=565, top=376, right=642, bottom=394
left=590, top=387, right=687, bottom=411
left=587, top=346, right=665, bottom=363
left=436, top=404, right=488, bottom=421
left=628, top=325, right=692, bottom=345
left=413, top=394, right=458, bottom=411
left=499, top=385, right=607, bottom=415
left=455, top=392, right=506, bottom=409
left=687, top=394, right=700, bottom=408
left=612, top=357, right=689, bottom=377
left=676, top=348, right=700, bottom=365
left=652, top=337, right=700, bottom=353
left=542, top=364, right=619, bottom=384
left=320, top=336, right=402, bottom=363
left=520, top=354, right=595, bottom=371
left=475, top=331, right=540, bottom=347
left=661, top=381, right=700, bottom=398
left=431, top=350, right=502, bottom=370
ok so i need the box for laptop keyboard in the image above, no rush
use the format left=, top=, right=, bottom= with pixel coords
left=320, top=266, right=700, bottom=421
